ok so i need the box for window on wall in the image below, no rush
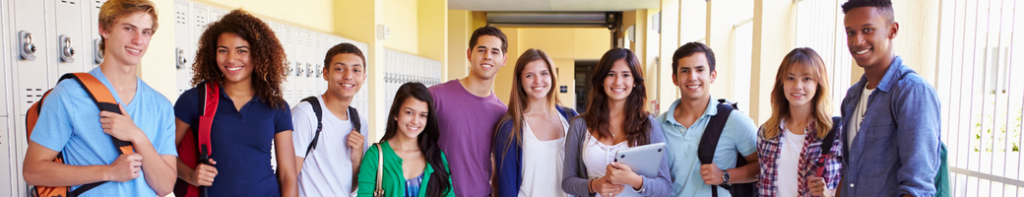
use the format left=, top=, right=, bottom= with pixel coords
left=733, top=22, right=753, bottom=113
left=794, top=0, right=854, bottom=117
left=937, top=0, right=1024, bottom=196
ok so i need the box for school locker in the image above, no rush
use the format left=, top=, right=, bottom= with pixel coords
left=50, top=0, right=87, bottom=81
left=0, top=0, right=13, bottom=195
left=0, top=119, right=12, bottom=196
left=174, top=0, right=192, bottom=100
left=87, top=0, right=108, bottom=68
left=11, top=0, right=50, bottom=195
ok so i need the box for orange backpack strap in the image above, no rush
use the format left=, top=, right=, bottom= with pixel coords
left=61, top=73, right=135, bottom=155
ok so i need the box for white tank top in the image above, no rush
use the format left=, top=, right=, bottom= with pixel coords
left=582, top=129, right=629, bottom=197
left=519, top=114, right=570, bottom=197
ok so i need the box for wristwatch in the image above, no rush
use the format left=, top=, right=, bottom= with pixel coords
left=722, top=171, right=731, bottom=184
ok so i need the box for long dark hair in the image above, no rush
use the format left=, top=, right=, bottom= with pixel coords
left=190, top=9, right=287, bottom=109
left=581, top=48, right=651, bottom=146
left=379, top=82, right=450, bottom=196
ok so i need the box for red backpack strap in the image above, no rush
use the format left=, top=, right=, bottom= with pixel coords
left=198, top=81, right=220, bottom=161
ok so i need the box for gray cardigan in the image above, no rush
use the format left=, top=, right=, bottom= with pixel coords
left=561, top=116, right=672, bottom=197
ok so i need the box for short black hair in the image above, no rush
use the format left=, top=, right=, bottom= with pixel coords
left=469, top=26, right=508, bottom=54
left=841, top=0, right=895, bottom=23
left=323, top=43, right=366, bottom=68
left=671, top=42, right=716, bottom=75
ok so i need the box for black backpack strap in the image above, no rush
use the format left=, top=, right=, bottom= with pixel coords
left=820, top=116, right=843, bottom=154
left=698, top=101, right=734, bottom=197
left=349, top=106, right=361, bottom=134
left=302, top=96, right=324, bottom=157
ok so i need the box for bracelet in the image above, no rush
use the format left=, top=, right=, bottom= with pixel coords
left=632, top=178, right=646, bottom=193
left=588, top=179, right=595, bottom=193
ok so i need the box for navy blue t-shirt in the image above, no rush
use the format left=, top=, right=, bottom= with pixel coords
left=174, top=84, right=293, bottom=197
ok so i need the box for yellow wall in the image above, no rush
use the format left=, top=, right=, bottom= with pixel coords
left=383, top=0, right=419, bottom=54
left=418, top=0, right=447, bottom=76
left=657, top=0, right=679, bottom=115
left=750, top=0, right=796, bottom=124
left=447, top=10, right=471, bottom=81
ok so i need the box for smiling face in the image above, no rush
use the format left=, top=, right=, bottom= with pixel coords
left=215, top=32, right=253, bottom=84
left=99, top=11, right=154, bottom=66
left=603, top=59, right=635, bottom=102
left=325, top=53, right=365, bottom=100
left=672, top=52, right=717, bottom=101
left=394, top=97, right=429, bottom=139
left=782, top=63, right=819, bottom=108
left=521, top=60, right=553, bottom=101
left=467, top=35, right=507, bottom=80
left=845, top=6, right=897, bottom=69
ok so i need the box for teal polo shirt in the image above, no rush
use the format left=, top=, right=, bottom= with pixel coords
left=656, top=97, right=758, bottom=197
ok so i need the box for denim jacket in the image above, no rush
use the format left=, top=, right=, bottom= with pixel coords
left=839, top=56, right=942, bottom=197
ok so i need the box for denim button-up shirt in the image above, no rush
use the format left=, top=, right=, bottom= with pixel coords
left=839, top=56, right=942, bottom=197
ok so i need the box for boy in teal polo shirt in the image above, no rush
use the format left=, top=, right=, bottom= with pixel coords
left=657, top=42, right=760, bottom=197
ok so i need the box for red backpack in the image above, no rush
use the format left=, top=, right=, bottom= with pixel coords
left=174, top=81, right=220, bottom=197
left=26, top=73, right=135, bottom=197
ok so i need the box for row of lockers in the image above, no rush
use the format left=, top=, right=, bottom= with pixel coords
left=2, top=0, right=112, bottom=196
left=382, top=49, right=444, bottom=123
left=172, top=0, right=371, bottom=112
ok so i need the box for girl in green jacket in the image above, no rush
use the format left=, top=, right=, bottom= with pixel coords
left=358, top=82, right=454, bottom=197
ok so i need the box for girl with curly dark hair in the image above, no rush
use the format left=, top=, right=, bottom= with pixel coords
left=172, top=9, right=297, bottom=197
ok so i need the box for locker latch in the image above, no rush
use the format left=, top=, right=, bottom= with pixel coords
left=93, top=38, right=104, bottom=64
left=176, top=48, right=187, bottom=69
left=316, top=64, right=322, bottom=78
left=19, top=31, right=37, bottom=61
left=295, top=62, right=304, bottom=77
left=59, top=35, right=76, bottom=63
left=306, top=63, right=313, bottom=77
left=286, top=61, right=293, bottom=75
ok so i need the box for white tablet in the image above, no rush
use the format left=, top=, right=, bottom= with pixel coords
left=613, top=142, right=666, bottom=177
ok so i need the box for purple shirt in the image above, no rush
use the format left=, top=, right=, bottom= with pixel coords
left=429, top=80, right=507, bottom=197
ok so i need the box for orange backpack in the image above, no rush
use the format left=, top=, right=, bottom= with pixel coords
left=26, top=73, right=135, bottom=197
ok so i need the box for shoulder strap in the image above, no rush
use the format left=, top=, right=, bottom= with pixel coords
left=349, top=106, right=361, bottom=134
left=198, top=81, right=220, bottom=162
left=302, top=96, right=323, bottom=157
left=820, top=116, right=843, bottom=154
left=57, top=73, right=134, bottom=196
left=698, top=103, right=734, bottom=164
left=374, top=143, right=384, bottom=197
left=698, top=101, right=734, bottom=197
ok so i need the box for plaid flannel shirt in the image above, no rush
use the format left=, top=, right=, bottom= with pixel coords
left=756, top=121, right=843, bottom=197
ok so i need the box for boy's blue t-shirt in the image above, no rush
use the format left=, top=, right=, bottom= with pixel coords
left=30, top=67, right=178, bottom=197
left=174, top=82, right=293, bottom=197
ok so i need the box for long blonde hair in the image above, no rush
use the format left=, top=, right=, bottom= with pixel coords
left=497, top=48, right=559, bottom=155
left=763, top=48, right=833, bottom=139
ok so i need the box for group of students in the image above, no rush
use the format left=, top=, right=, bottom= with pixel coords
left=20, top=0, right=945, bottom=197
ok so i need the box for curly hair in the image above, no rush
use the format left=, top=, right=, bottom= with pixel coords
left=190, top=9, right=288, bottom=109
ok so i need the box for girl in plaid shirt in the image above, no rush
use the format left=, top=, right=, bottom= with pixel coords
left=756, top=48, right=843, bottom=197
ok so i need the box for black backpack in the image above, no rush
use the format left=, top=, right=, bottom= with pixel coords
left=301, top=96, right=361, bottom=157
left=697, top=99, right=756, bottom=197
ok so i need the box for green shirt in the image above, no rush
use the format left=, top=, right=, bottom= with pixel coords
left=357, top=142, right=455, bottom=197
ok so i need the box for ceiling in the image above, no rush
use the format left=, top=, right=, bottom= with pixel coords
left=447, top=0, right=661, bottom=11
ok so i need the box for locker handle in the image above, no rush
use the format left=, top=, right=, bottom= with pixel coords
left=93, top=39, right=104, bottom=65
left=19, top=31, right=37, bottom=61
left=176, top=48, right=187, bottom=69
left=59, top=35, right=76, bottom=63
